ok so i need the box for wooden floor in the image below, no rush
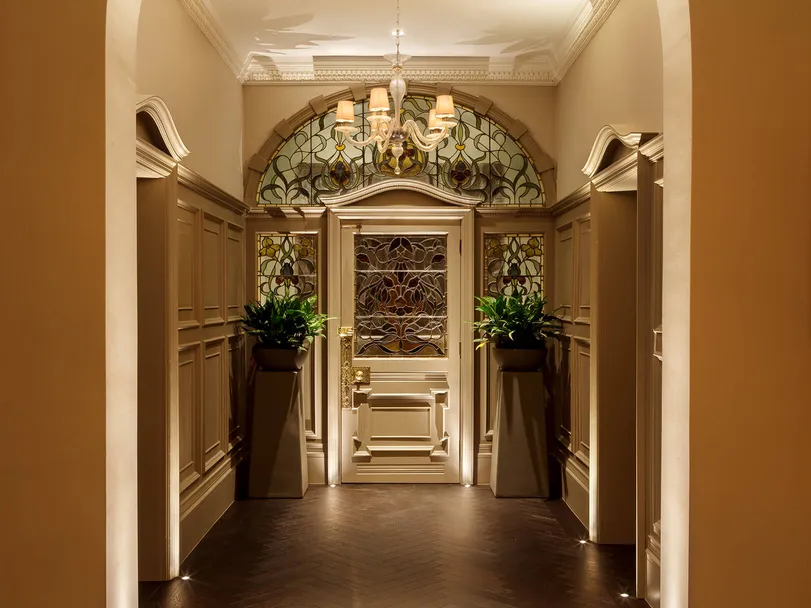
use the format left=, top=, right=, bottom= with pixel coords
left=140, top=485, right=644, bottom=608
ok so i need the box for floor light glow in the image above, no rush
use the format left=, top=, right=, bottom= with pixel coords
left=579, top=540, right=587, bottom=544
left=330, top=484, right=337, bottom=488
left=464, top=484, right=471, bottom=488
left=181, top=575, right=190, bottom=581
left=620, top=593, right=630, bottom=598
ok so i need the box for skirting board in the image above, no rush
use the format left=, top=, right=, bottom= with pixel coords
left=307, top=451, right=326, bottom=484
left=476, top=453, right=492, bottom=485
left=561, top=461, right=589, bottom=528
left=180, top=466, right=236, bottom=562
left=645, top=553, right=661, bottom=607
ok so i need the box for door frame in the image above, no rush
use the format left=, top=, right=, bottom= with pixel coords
left=325, top=197, right=476, bottom=486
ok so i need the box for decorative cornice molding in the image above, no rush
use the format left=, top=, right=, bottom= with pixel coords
left=176, top=0, right=244, bottom=81
left=592, top=152, right=639, bottom=192
left=321, top=179, right=481, bottom=208
left=639, top=134, right=665, bottom=162
left=135, top=96, right=191, bottom=162
left=179, top=0, right=620, bottom=86
left=475, top=207, right=551, bottom=217
left=244, top=67, right=557, bottom=86
left=582, top=125, right=657, bottom=178
left=329, top=206, right=472, bottom=222
left=556, top=0, right=622, bottom=81
left=178, top=165, right=250, bottom=216
left=550, top=182, right=591, bottom=216
left=136, top=138, right=177, bottom=178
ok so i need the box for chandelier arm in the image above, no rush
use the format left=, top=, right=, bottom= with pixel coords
left=403, top=121, right=449, bottom=151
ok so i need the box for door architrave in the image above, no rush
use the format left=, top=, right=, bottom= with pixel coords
left=325, top=184, right=476, bottom=486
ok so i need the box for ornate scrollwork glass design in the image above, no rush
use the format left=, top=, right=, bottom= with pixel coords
left=258, top=96, right=545, bottom=206
left=484, top=234, right=544, bottom=297
left=354, top=235, right=447, bottom=357
left=257, top=233, right=318, bottom=301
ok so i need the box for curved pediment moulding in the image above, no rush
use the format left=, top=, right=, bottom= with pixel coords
left=582, top=125, right=657, bottom=178
left=136, top=96, right=191, bottom=162
left=321, top=180, right=481, bottom=209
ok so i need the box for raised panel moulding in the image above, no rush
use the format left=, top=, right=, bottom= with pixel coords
left=582, top=126, right=658, bottom=179
left=136, top=96, right=191, bottom=162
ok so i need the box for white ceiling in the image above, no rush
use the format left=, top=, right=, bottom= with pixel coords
left=183, top=0, right=619, bottom=84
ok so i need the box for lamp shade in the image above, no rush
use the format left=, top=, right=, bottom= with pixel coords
left=435, top=94, right=455, bottom=118
left=428, top=109, right=441, bottom=131
left=369, top=87, right=390, bottom=113
left=336, top=100, right=355, bottom=123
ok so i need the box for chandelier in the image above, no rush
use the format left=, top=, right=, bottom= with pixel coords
left=334, top=0, right=457, bottom=176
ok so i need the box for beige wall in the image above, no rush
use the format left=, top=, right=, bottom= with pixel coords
left=1, top=0, right=140, bottom=605
left=688, top=0, right=811, bottom=606
left=242, top=84, right=557, bottom=182
left=556, top=0, right=663, bottom=198
left=137, top=0, right=243, bottom=197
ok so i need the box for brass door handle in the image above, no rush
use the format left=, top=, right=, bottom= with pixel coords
left=339, top=327, right=370, bottom=409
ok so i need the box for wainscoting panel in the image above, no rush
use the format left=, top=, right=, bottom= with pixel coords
left=553, top=200, right=591, bottom=527
left=177, top=204, right=199, bottom=329
left=575, top=217, right=591, bottom=322
left=178, top=343, right=200, bottom=493
left=203, top=338, right=226, bottom=472
left=202, top=214, right=225, bottom=325
left=226, top=224, right=244, bottom=322
left=177, top=183, right=247, bottom=562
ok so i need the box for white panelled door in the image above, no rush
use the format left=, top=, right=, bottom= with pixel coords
left=339, top=222, right=461, bottom=483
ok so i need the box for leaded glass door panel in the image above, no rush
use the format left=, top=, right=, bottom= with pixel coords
left=340, top=223, right=461, bottom=483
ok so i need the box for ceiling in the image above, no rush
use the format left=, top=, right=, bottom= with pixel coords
left=181, top=0, right=620, bottom=84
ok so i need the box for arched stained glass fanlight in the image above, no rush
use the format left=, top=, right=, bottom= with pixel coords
left=257, top=96, right=545, bottom=207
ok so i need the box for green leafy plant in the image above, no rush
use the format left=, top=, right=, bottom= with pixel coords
left=472, top=292, right=564, bottom=350
left=240, top=294, right=329, bottom=350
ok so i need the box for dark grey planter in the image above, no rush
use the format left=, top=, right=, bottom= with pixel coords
left=492, top=346, right=546, bottom=372
left=252, top=344, right=310, bottom=372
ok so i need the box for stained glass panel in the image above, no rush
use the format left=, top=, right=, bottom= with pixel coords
left=354, top=235, right=447, bottom=357
left=259, top=96, right=545, bottom=207
left=257, top=233, right=317, bottom=301
left=484, top=234, right=544, bottom=297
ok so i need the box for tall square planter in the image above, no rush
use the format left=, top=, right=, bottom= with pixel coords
left=248, top=371, right=308, bottom=498
left=490, top=370, right=550, bottom=498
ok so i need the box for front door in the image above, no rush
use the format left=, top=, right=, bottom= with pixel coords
left=339, top=221, right=461, bottom=483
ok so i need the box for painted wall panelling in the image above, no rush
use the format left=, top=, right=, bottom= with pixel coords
left=175, top=182, right=248, bottom=563
left=636, top=137, right=664, bottom=605
left=474, top=215, right=556, bottom=485
left=244, top=215, right=328, bottom=484
left=137, top=171, right=180, bottom=581
left=552, top=201, right=592, bottom=527
left=589, top=185, right=637, bottom=545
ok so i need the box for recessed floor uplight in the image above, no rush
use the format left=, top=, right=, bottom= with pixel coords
left=464, top=484, right=471, bottom=488
left=579, top=539, right=588, bottom=545
left=620, top=593, right=630, bottom=598
left=181, top=575, right=190, bottom=581
left=330, top=484, right=337, bottom=488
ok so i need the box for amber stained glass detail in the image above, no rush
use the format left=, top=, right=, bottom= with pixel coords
left=354, top=235, right=447, bottom=357
left=258, top=96, right=545, bottom=206
left=257, top=233, right=317, bottom=301
left=484, top=234, right=544, bottom=297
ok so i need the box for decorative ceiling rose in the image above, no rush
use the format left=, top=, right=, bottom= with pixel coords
left=334, top=0, right=457, bottom=176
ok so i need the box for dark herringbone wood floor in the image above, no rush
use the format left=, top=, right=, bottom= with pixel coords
left=140, top=486, right=644, bottom=608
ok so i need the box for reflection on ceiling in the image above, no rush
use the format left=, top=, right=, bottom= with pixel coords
left=178, top=0, right=621, bottom=84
